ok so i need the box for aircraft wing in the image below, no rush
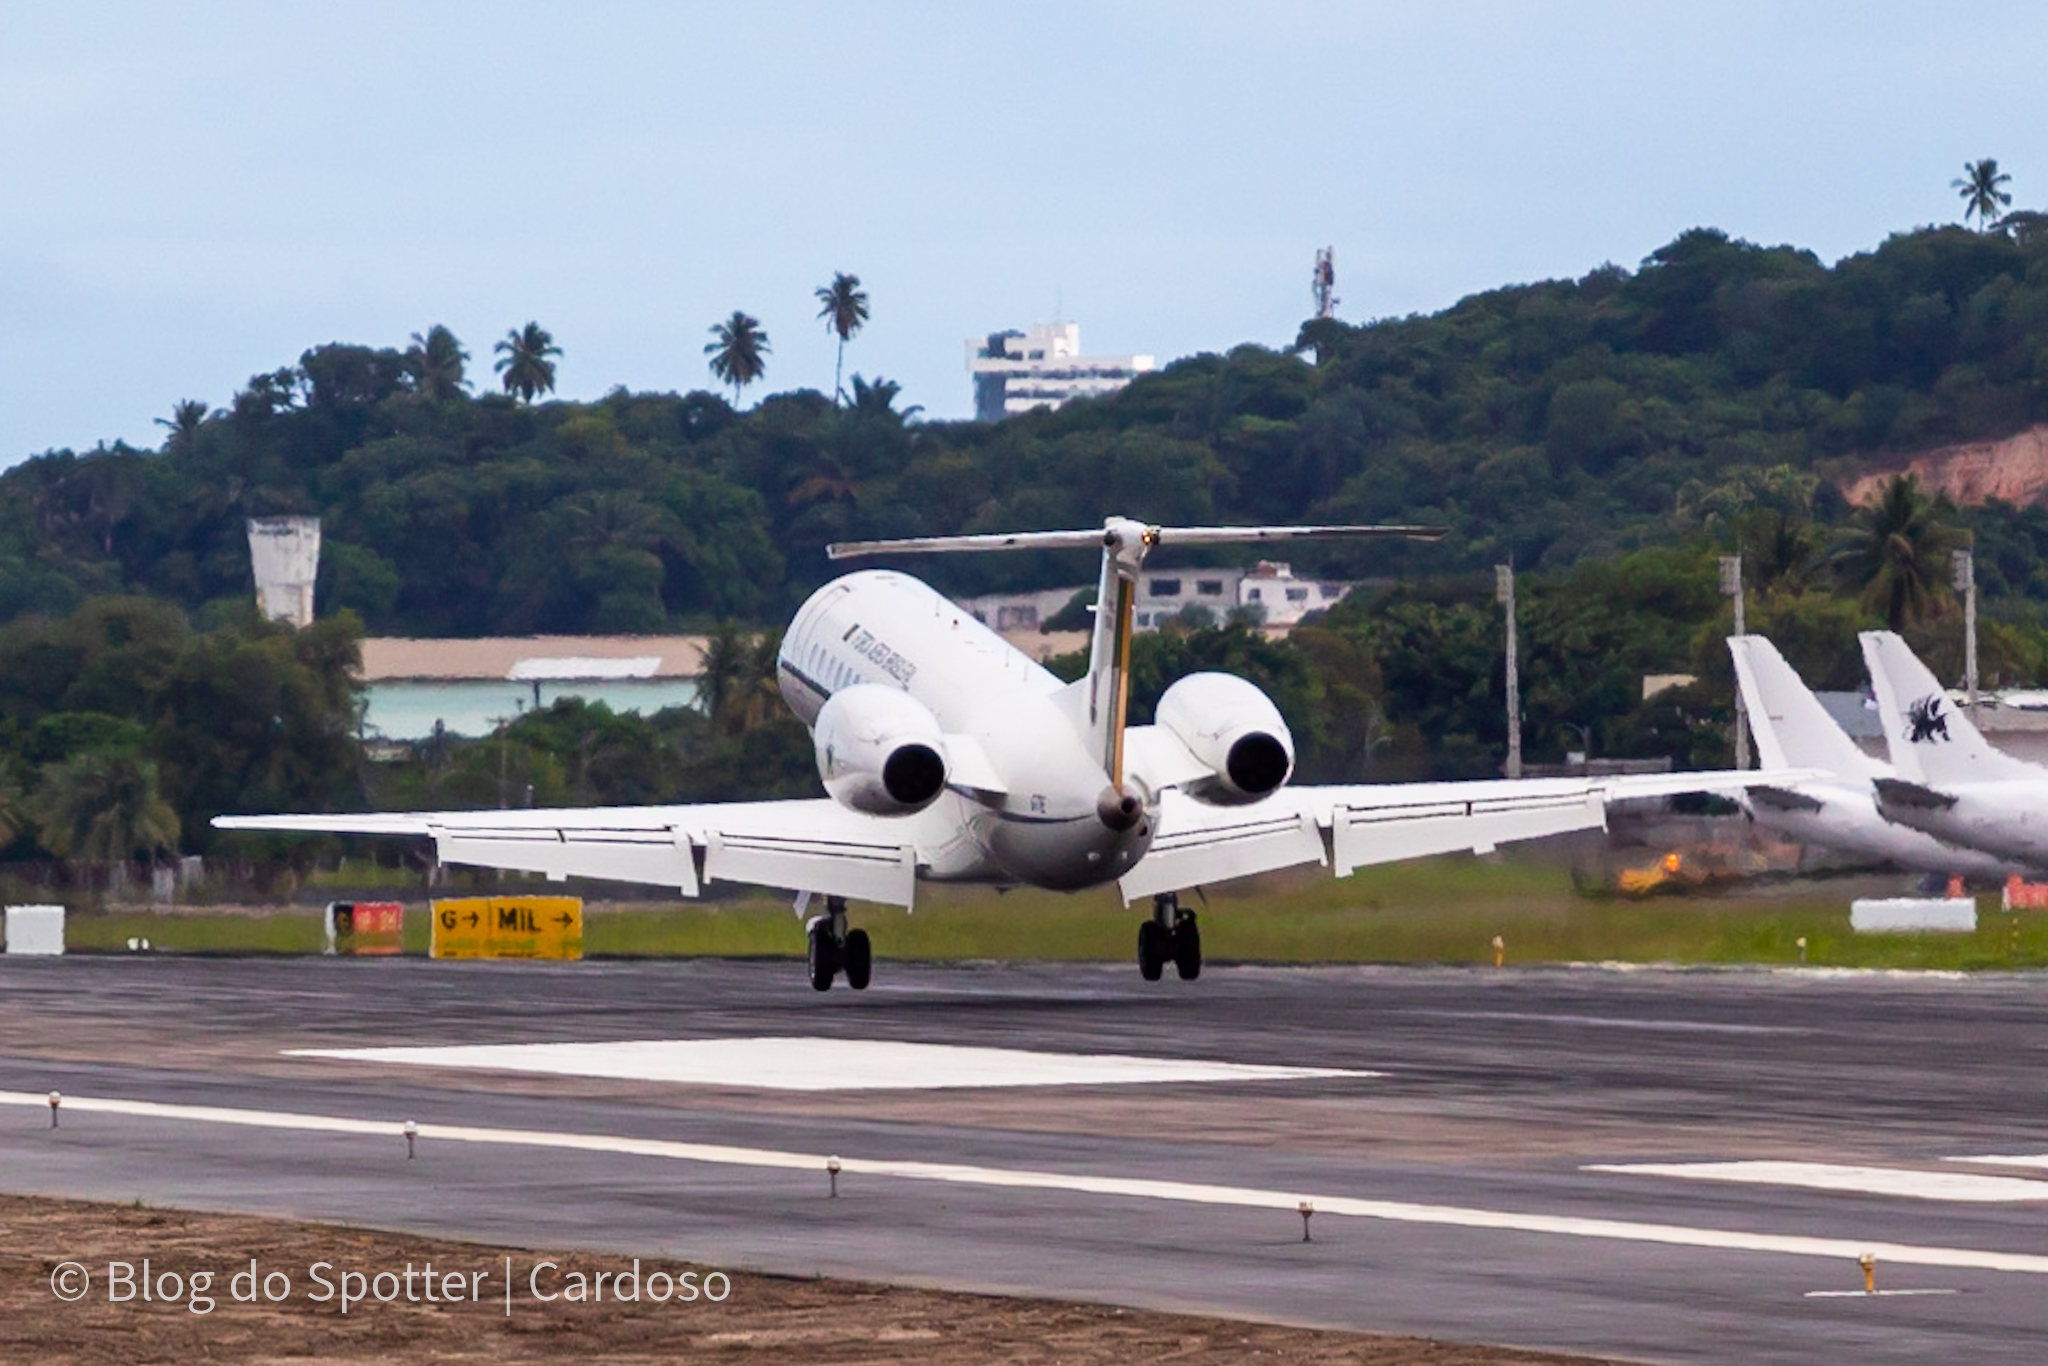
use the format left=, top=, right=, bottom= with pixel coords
left=215, top=800, right=926, bottom=908
left=1117, top=769, right=1819, bottom=903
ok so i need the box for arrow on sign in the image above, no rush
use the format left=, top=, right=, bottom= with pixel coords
left=555, top=913, right=574, bottom=927
left=464, top=912, right=479, bottom=927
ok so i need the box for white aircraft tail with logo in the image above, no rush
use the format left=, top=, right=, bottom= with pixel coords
left=1858, top=630, right=2038, bottom=785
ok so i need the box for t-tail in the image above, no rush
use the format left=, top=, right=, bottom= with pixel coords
left=1858, top=630, right=2038, bottom=785
left=828, top=517, right=1445, bottom=789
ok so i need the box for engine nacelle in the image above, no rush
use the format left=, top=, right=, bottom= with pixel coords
left=1154, top=672, right=1295, bottom=804
left=813, top=684, right=950, bottom=815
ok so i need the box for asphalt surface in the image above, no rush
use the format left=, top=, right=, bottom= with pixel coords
left=3, top=953, right=2047, bottom=1363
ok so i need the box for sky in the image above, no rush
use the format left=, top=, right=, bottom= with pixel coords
left=4, top=1, right=2046, bottom=466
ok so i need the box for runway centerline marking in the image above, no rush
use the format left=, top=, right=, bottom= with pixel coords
left=1585, top=1161, right=2048, bottom=1203
left=279, top=1037, right=1375, bottom=1091
left=7, top=1090, right=2048, bottom=1276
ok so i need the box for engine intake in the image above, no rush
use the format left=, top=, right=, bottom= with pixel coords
left=1155, top=672, right=1295, bottom=804
left=814, top=684, right=950, bottom=815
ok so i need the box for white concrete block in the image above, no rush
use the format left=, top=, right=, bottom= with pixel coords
left=3, top=905, right=66, bottom=955
left=1850, top=897, right=1977, bottom=933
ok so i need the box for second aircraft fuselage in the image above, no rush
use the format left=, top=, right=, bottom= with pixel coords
left=775, top=569, right=1156, bottom=890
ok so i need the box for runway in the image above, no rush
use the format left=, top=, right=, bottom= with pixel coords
left=3, top=955, right=2046, bottom=1363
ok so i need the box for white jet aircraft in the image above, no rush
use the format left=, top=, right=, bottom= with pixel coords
left=1727, top=634, right=2014, bottom=877
left=1860, top=629, right=2048, bottom=868
left=219, top=517, right=1797, bottom=991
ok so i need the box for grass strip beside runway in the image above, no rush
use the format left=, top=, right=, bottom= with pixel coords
left=48, top=856, right=2048, bottom=969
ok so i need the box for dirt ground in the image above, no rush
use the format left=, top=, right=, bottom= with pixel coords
left=0, top=1194, right=1616, bottom=1365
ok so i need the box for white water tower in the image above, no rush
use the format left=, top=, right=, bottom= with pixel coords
left=247, top=516, right=321, bottom=628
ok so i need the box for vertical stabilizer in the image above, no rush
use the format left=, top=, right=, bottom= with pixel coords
left=1859, top=631, right=2039, bottom=785
left=1728, top=636, right=1883, bottom=778
left=827, top=517, right=1445, bottom=790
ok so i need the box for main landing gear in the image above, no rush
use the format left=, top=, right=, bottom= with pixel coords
left=806, top=895, right=872, bottom=992
left=1137, top=892, right=1200, bottom=982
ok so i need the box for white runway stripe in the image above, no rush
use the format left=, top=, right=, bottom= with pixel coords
left=8, top=1090, right=2048, bottom=1275
left=281, top=1037, right=1374, bottom=1091
left=1949, top=1153, right=2048, bottom=1170
left=1584, top=1161, right=2048, bottom=1203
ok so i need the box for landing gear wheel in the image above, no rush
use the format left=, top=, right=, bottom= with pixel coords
left=1137, top=920, right=1169, bottom=981
left=807, top=919, right=838, bottom=992
left=843, top=928, right=873, bottom=990
left=1173, top=910, right=1201, bottom=981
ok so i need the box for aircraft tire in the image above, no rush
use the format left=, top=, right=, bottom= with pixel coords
left=1137, top=921, right=1168, bottom=981
left=843, top=928, right=873, bottom=990
left=1173, top=917, right=1201, bottom=981
left=807, top=922, right=838, bottom=991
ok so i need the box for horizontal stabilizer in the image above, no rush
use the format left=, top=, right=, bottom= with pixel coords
left=1873, top=777, right=1959, bottom=810
left=828, top=521, right=1446, bottom=560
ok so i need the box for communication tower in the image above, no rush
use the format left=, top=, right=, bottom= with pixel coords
left=1312, top=247, right=1338, bottom=320
left=247, top=516, right=321, bottom=628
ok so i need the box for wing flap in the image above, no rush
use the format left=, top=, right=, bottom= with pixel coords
left=434, top=824, right=699, bottom=894
left=1334, top=789, right=1604, bottom=873
left=1118, top=797, right=1326, bottom=902
left=704, top=829, right=916, bottom=907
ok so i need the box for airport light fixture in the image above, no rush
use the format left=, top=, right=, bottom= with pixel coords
left=47, top=1091, right=60, bottom=1128
left=827, top=1155, right=842, bottom=1198
left=403, top=1119, right=418, bottom=1160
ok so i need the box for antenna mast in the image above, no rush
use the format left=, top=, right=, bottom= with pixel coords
left=1312, top=246, right=1338, bottom=320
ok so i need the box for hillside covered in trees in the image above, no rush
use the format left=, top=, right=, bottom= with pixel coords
left=11, top=216, right=2048, bottom=872
left=12, top=221, right=2048, bottom=634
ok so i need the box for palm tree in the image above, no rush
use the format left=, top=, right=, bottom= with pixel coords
left=698, top=622, right=781, bottom=735
left=407, top=325, right=470, bottom=400
left=814, top=272, right=870, bottom=405
left=30, top=753, right=180, bottom=875
left=1832, top=474, right=1967, bottom=629
left=706, top=311, right=771, bottom=405
left=1954, top=159, right=2014, bottom=232
left=848, top=374, right=921, bottom=423
left=153, top=399, right=211, bottom=454
left=493, top=322, right=561, bottom=403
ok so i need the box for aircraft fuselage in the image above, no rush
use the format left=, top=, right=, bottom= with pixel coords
left=776, top=569, right=1156, bottom=891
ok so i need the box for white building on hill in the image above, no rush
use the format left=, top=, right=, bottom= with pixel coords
left=967, top=323, right=1155, bottom=421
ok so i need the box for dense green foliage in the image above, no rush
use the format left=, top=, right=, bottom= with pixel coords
left=0, top=600, right=365, bottom=866
left=14, top=221, right=2048, bottom=637
left=12, top=218, right=2048, bottom=860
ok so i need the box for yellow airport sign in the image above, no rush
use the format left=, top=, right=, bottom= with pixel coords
left=431, top=896, right=582, bottom=960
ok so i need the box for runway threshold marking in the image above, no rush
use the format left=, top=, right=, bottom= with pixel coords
left=8, top=1090, right=2048, bottom=1276
left=1584, top=1161, right=2048, bottom=1203
left=280, top=1037, right=1375, bottom=1091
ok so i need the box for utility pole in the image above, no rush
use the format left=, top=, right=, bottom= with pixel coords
left=1720, top=555, right=1749, bottom=769
left=1496, top=565, right=1521, bottom=779
left=1953, top=548, right=1978, bottom=707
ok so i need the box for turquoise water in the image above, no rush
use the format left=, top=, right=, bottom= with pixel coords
left=363, top=679, right=704, bottom=739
